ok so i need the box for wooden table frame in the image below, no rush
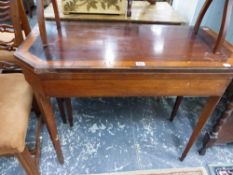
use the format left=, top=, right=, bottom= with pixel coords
left=18, top=61, right=231, bottom=163
left=15, top=19, right=233, bottom=164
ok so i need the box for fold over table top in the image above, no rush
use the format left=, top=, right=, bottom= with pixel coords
left=15, top=21, right=233, bottom=74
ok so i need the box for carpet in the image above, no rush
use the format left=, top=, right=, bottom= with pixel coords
left=88, top=168, right=208, bottom=175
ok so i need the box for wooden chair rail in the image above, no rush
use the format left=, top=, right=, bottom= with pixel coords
left=193, top=0, right=233, bottom=53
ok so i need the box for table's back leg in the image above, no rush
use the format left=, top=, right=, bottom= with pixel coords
left=64, top=98, right=73, bottom=127
left=213, top=0, right=233, bottom=53
left=169, top=96, right=183, bottom=122
left=56, top=98, right=67, bottom=124
left=193, top=0, right=213, bottom=35
left=179, top=96, right=221, bottom=161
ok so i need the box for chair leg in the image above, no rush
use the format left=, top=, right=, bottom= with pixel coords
left=169, top=96, right=183, bottom=121
left=193, top=0, right=213, bottom=35
left=56, top=98, right=67, bottom=124
left=213, top=0, right=233, bottom=53
left=64, top=98, right=73, bottom=127
left=36, top=0, right=48, bottom=45
left=147, top=0, right=156, bottom=5
left=127, top=0, right=132, bottom=17
left=16, top=147, right=40, bottom=175
left=51, top=0, right=61, bottom=29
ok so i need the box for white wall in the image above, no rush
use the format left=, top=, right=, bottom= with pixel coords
left=192, top=0, right=233, bottom=44
left=172, top=0, right=199, bottom=24
left=172, top=0, right=233, bottom=44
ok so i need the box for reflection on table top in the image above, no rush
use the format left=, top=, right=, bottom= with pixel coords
left=44, top=2, right=186, bottom=25
left=15, top=21, right=233, bottom=73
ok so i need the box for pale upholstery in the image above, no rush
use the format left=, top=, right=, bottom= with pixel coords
left=0, top=32, right=19, bottom=63
left=0, top=32, right=15, bottom=43
left=0, top=32, right=16, bottom=63
left=0, top=50, right=16, bottom=63
left=0, top=73, right=33, bottom=155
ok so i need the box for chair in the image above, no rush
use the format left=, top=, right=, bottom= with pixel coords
left=0, top=73, right=41, bottom=175
left=169, top=0, right=233, bottom=121
left=0, top=0, right=30, bottom=66
left=0, top=0, right=72, bottom=126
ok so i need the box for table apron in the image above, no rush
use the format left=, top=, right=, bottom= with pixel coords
left=41, top=78, right=231, bottom=97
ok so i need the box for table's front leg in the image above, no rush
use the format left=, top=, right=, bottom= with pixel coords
left=34, top=92, right=64, bottom=164
left=180, top=96, right=221, bottom=161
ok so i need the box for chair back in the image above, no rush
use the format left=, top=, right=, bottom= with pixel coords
left=193, top=0, right=233, bottom=53
left=0, top=0, right=31, bottom=51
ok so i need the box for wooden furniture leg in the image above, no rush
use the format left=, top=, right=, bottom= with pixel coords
left=17, top=147, right=40, bottom=175
left=36, top=0, right=48, bottom=45
left=127, top=0, right=156, bottom=17
left=180, top=96, right=221, bottom=161
left=36, top=0, right=61, bottom=46
left=64, top=98, right=73, bottom=127
left=213, top=0, right=233, bottom=53
left=193, top=0, right=213, bottom=35
left=170, top=96, right=183, bottom=121
left=32, top=97, right=41, bottom=117
left=34, top=92, right=64, bottom=164
left=51, top=0, right=61, bottom=29
left=193, top=0, right=233, bottom=53
left=147, top=0, right=156, bottom=5
left=127, top=0, right=132, bottom=17
left=56, top=98, right=67, bottom=124
left=199, top=98, right=233, bottom=155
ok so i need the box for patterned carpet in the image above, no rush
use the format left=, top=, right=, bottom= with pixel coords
left=1, top=97, right=233, bottom=175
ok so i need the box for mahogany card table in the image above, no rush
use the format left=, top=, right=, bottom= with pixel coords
left=15, top=21, right=233, bottom=164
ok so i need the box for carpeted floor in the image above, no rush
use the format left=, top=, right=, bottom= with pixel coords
left=1, top=97, right=233, bottom=175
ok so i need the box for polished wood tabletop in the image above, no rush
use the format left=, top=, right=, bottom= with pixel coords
left=15, top=21, right=233, bottom=163
left=16, top=21, right=233, bottom=72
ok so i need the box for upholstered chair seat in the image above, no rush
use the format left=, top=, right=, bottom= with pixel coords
left=0, top=73, right=33, bottom=155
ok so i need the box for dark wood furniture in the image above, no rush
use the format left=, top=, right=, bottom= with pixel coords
left=169, top=0, right=233, bottom=122
left=15, top=19, right=233, bottom=163
left=199, top=96, right=233, bottom=155
left=37, top=0, right=182, bottom=127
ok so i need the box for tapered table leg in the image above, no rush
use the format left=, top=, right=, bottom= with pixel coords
left=180, top=96, right=221, bottom=161
left=64, top=98, right=73, bottom=127
left=170, top=96, right=183, bottom=121
left=35, top=92, right=64, bottom=164
left=56, top=98, right=67, bottom=124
